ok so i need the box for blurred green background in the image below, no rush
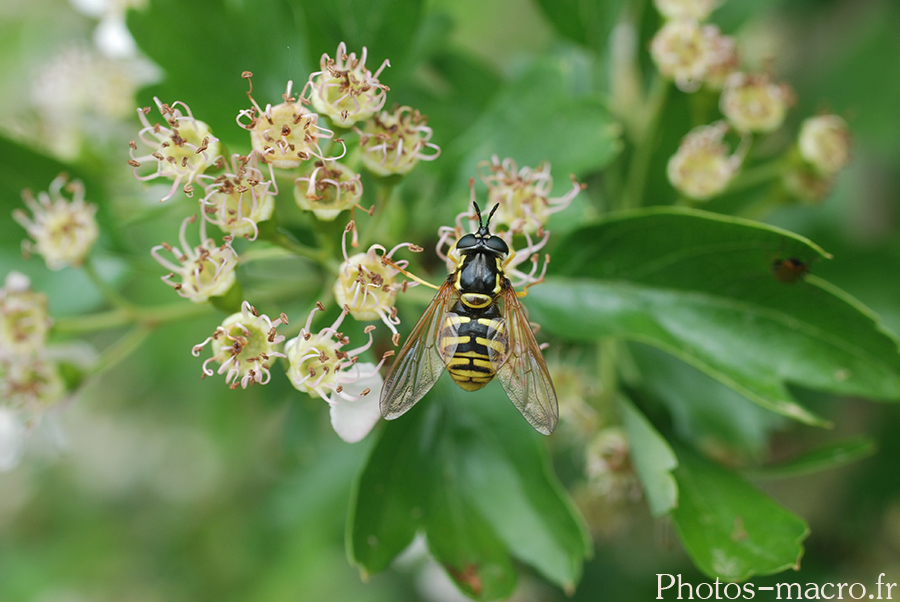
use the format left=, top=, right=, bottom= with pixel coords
left=2, top=0, right=900, bottom=600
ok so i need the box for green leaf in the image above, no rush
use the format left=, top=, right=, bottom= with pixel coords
left=628, top=343, right=783, bottom=461
left=296, top=0, right=424, bottom=82
left=618, top=396, right=678, bottom=517
left=747, top=437, right=877, bottom=480
left=346, top=399, right=424, bottom=576
left=671, top=447, right=809, bottom=581
left=446, top=51, right=622, bottom=197
left=527, top=207, right=900, bottom=424
left=127, top=0, right=308, bottom=150
left=532, top=0, right=628, bottom=50
left=424, top=484, right=516, bottom=600
left=349, top=378, right=591, bottom=598
left=399, top=46, right=503, bottom=151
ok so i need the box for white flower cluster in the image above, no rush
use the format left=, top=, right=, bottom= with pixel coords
left=651, top=0, right=849, bottom=202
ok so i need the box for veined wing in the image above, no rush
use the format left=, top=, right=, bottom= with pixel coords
left=490, top=280, right=559, bottom=435
left=380, top=280, right=458, bottom=420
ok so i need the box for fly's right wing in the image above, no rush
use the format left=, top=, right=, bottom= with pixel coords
left=380, top=280, right=459, bottom=420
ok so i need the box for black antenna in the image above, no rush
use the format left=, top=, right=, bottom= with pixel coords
left=472, top=200, right=483, bottom=228
left=485, top=203, right=500, bottom=229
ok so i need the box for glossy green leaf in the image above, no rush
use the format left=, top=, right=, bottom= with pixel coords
left=400, top=46, right=502, bottom=150
left=671, top=448, right=809, bottom=581
left=527, top=207, right=900, bottom=424
left=296, top=0, right=424, bottom=83
left=532, top=0, right=628, bottom=50
left=349, top=378, right=591, bottom=598
left=747, top=437, right=877, bottom=480
left=446, top=51, right=622, bottom=196
left=424, top=484, right=516, bottom=600
left=346, top=398, right=424, bottom=576
left=618, top=396, right=678, bottom=517
left=127, top=0, right=307, bottom=149
left=628, top=343, right=783, bottom=461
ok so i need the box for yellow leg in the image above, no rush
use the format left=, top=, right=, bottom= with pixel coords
left=503, top=251, right=548, bottom=298
left=381, top=256, right=442, bottom=291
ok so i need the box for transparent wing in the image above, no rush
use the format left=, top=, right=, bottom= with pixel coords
left=490, top=280, right=559, bottom=435
left=380, top=280, right=458, bottom=420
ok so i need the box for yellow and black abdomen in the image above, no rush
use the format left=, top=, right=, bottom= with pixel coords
left=439, top=302, right=507, bottom=391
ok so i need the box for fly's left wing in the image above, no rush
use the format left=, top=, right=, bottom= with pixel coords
left=490, top=280, right=559, bottom=435
left=380, top=280, right=459, bottom=420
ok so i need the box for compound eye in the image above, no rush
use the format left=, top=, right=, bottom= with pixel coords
left=457, top=234, right=478, bottom=249
left=485, top=236, right=509, bottom=255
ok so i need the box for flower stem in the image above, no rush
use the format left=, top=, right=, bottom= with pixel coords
left=87, top=325, right=152, bottom=377
left=727, top=158, right=788, bottom=195
left=82, top=257, right=136, bottom=312
left=621, top=77, right=671, bottom=210
left=53, top=300, right=212, bottom=335
left=270, top=228, right=335, bottom=269
left=596, top=338, right=621, bottom=414
left=358, top=180, right=397, bottom=250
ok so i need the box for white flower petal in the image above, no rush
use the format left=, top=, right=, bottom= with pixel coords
left=0, top=408, right=25, bottom=472
left=329, top=363, right=383, bottom=443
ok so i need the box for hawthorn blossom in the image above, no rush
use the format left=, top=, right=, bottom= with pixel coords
left=798, top=114, right=851, bottom=175
left=0, top=355, right=65, bottom=415
left=304, top=42, right=390, bottom=126
left=14, top=175, right=98, bottom=270
left=357, top=106, right=441, bottom=176
left=437, top=200, right=551, bottom=291
left=284, top=304, right=393, bottom=442
left=653, top=0, right=721, bottom=21
left=294, top=160, right=364, bottom=221
left=667, top=121, right=744, bottom=199
left=237, top=75, right=340, bottom=169
left=334, top=221, right=419, bottom=340
left=127, top=97, right=220, bottom=201
left=0, top=272, right=51, bottom=357
left=720, top=72, right=793, bottom=133
left=478, top=156, right=583, bottom=234
left=199, top=152, right=276, bottom=240
left=151, top=215, right=238, bottom=303
left=650, top=19, right=721, bottom=92
left=192, top=301, right=288, bottom=389
left=585, top=427, right=641, bottom=501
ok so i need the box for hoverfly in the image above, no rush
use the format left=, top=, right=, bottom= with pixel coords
left=379, top=201, right=558, bottom=434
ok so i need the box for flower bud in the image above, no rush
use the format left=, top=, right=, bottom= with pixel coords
left=14, top=175, right=99, bottom=270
